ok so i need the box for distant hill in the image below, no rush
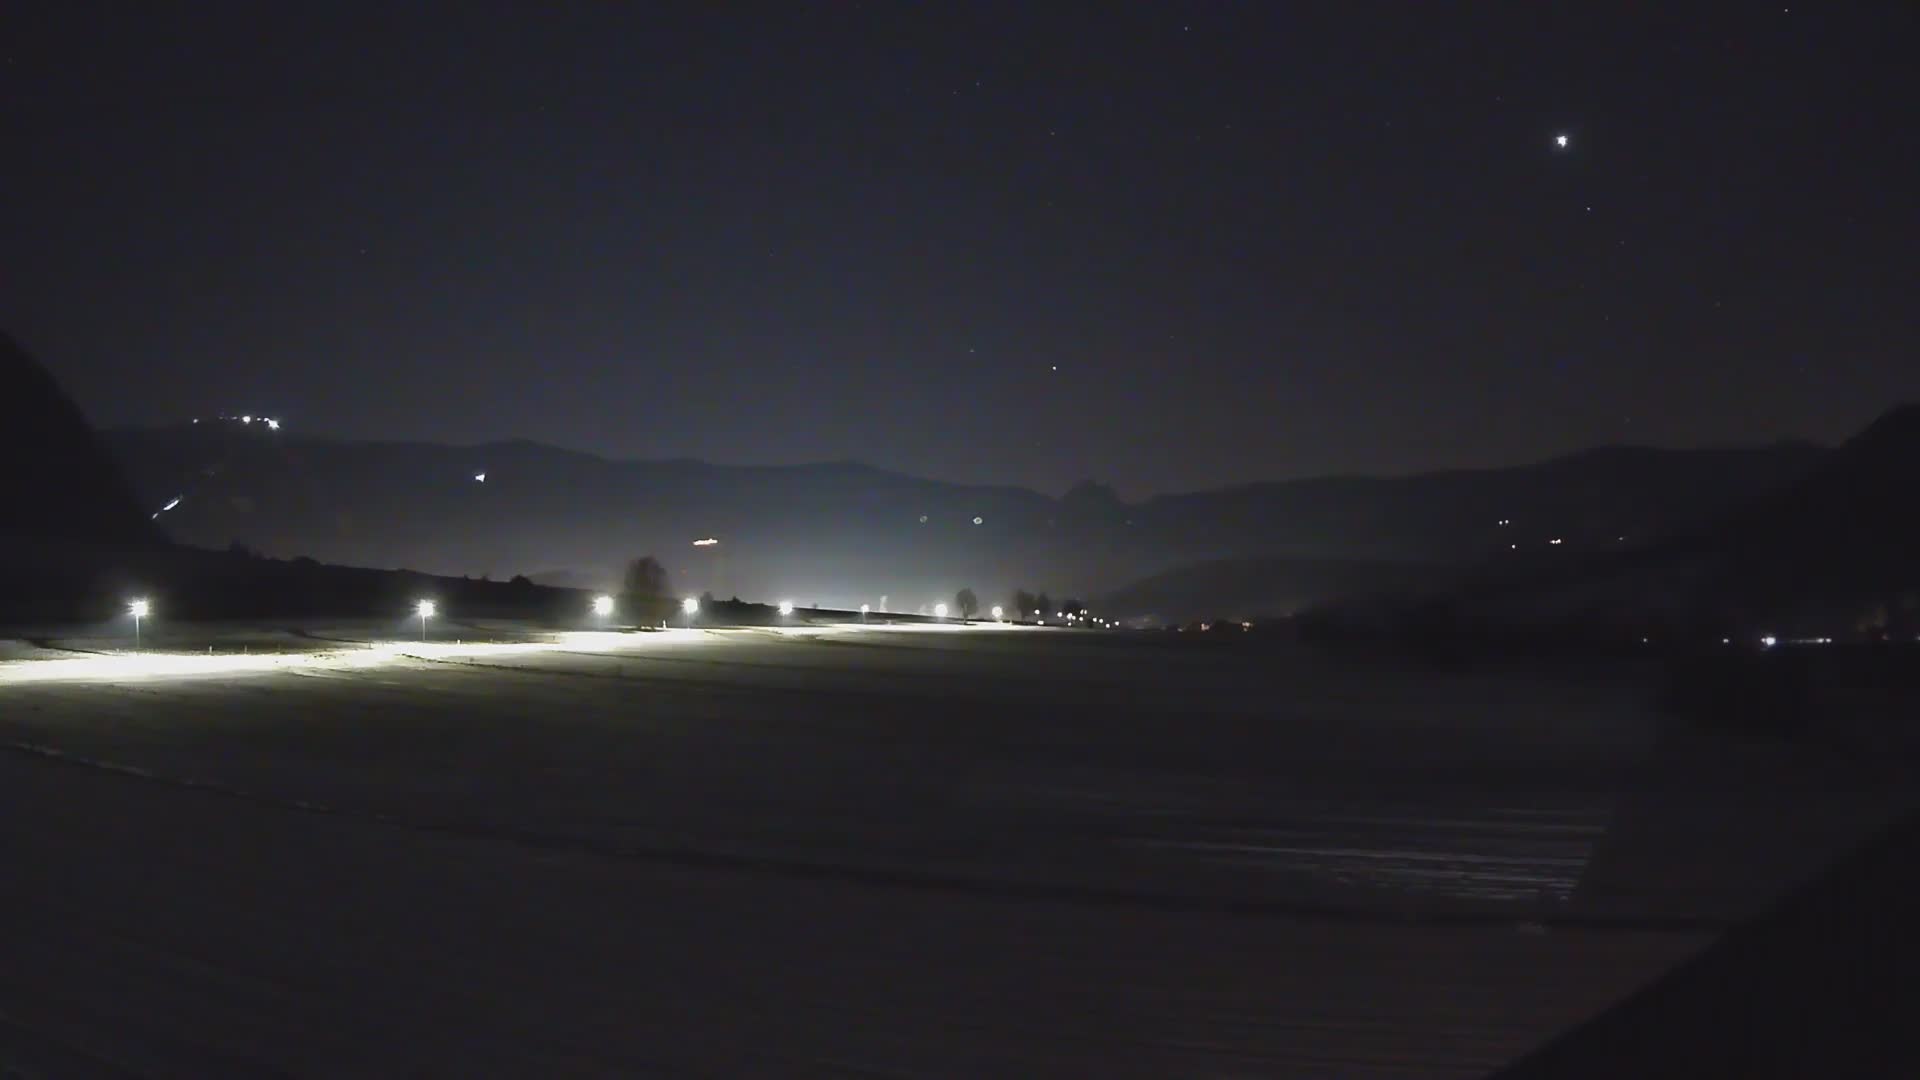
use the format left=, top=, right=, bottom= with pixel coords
left=0, top=335, right=590, bottom=625
left=0, top=332, right=170, bottom=619
left=103, top=423, right=1826, bottom=611
left=1709, top=403, right=1920, bottom=630
left=0, top=332, right=160, bottom=550
left=1311, top=405, right=1920, bottom=641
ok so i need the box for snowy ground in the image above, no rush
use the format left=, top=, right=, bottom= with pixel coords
left=1, top=622, right=1908, bottom=1075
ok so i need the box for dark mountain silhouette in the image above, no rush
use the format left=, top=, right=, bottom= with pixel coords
left=0, top=335, right=591, bottom=625
left=105, top=421, right=1823, bottom=611
left=0, top=332, right=160, bottom=549
left=1308, top=404, right=1920, bottom=641
left=1709, top=403, right=1920, bottom=631
left=0, top=331, right=169, bottom=620
left=1723, top=403, right=1920, bottom=567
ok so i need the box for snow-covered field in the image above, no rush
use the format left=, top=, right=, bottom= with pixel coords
left=1, top=623, right=1907, bottom=1075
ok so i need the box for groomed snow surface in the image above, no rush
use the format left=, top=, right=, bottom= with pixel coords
left=2, top=622, right=1909, bottom=1076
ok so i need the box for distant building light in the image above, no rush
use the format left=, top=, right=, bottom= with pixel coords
left=1549, top=538, right=1564, bottom=545
left=1761, top=635, right=1778, bottom=648
left=242, top=415, right=252, bottom=423
left=265, top=418, right=280, bottom=431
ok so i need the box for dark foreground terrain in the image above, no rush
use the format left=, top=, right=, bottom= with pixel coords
left=2, top=624, right=1911, bottom=1076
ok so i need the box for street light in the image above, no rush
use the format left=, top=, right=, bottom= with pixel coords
left=682, top=596, right=699, bottom=628
left=991, top=605, right=1003, bottom=621
left=934, top=602, right=949, bottom=619
left=128, top=598, right=150, bottom=650
left=859, top=603, right=870, bottom=623
left=416, top=599, right=436, bottom=641
left=592, top=595, right=615, bottom=617
left=778, top=600, right=794, bottom=616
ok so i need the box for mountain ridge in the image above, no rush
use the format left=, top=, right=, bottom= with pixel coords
left=108, top=419, right=1831, bottom=507
left=103, top=419, right=1830, bottom=610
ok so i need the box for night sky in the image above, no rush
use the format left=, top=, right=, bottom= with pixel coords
left=5, top=3, right=1915, bottom=496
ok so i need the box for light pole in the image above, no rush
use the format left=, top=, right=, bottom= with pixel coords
left=128, top=598, right=149, bottom=650
left=682, top=596, right=699, bottom=629
left=416, top=599, right=436, bottom=641
left=592, top=594, right=615, bottom=621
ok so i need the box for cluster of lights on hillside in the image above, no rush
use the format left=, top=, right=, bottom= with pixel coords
left=192, top=414, right=282, bottom=430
